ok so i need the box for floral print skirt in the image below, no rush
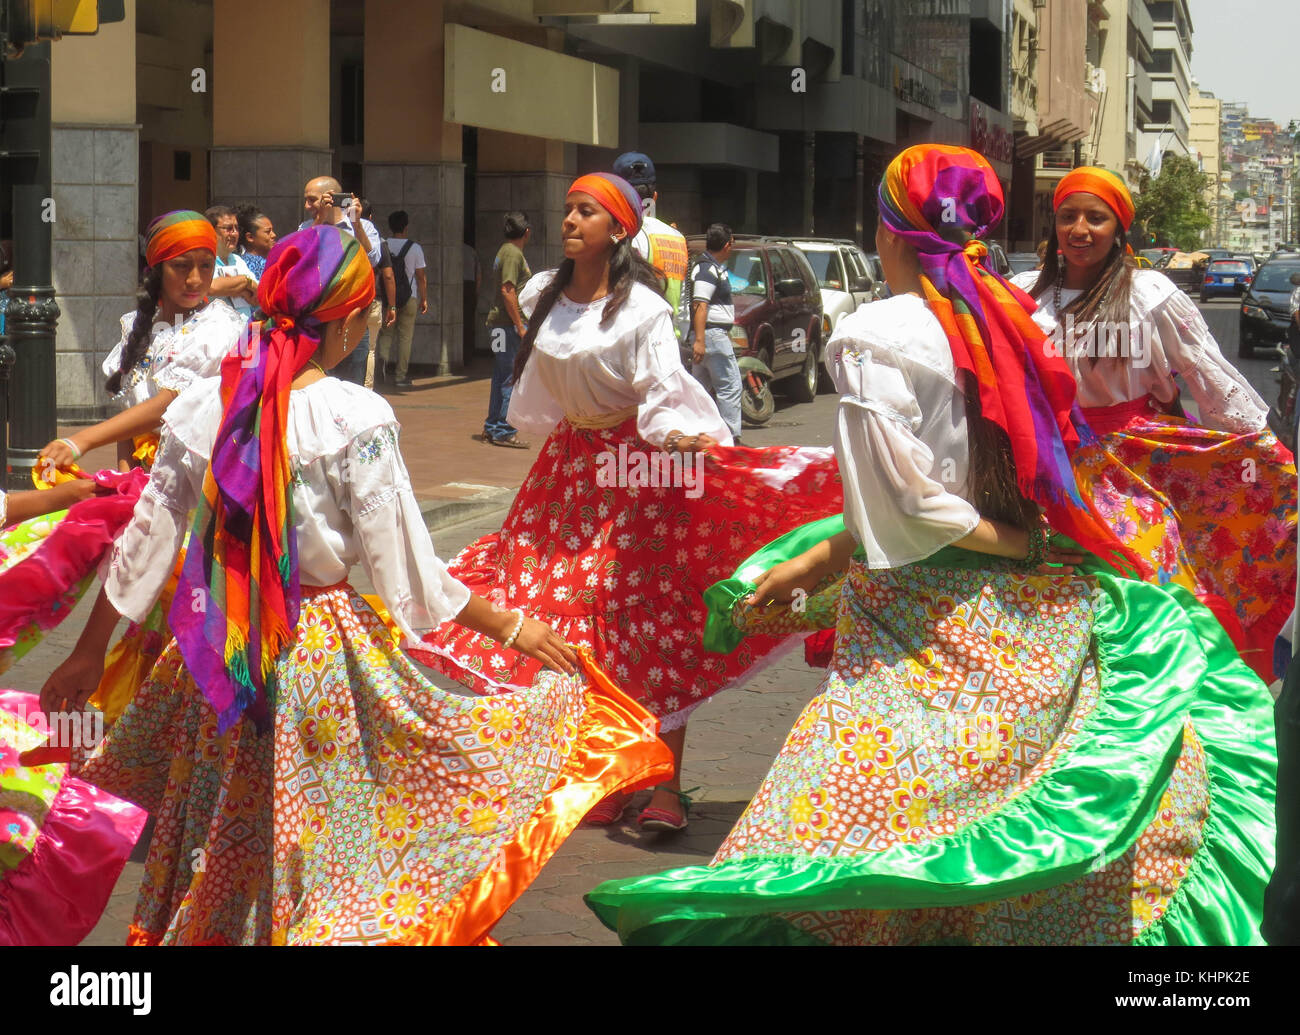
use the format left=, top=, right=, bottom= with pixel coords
left=73, top=583, right=670, bottom=945
left=586, top=557, right=1276, bottom=945
left=414, top=417, right=843, bottom=728
left=1072, top=404, right=1296, bottom=681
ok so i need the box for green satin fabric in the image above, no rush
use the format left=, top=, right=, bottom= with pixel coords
left=587, top=566, right=1277, bottom=946
left=701, top=514, right=848, bottom=654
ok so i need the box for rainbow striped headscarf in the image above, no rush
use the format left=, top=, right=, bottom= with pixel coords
left=144, top=210, right=218, bottom=268
left=170, top=225, right=375, bottom=732
left=878, top=144, right=1142, bottom=576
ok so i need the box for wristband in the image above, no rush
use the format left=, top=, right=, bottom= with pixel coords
left=60, top=437, right=83, bottom=460
left=501, top=609, right=526, bottom=650
left=1021, top=523, right=1048, bottom=569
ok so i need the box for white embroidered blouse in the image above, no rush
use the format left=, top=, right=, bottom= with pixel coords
left=101, top=299, right=248, bottom=412
left=104, top=376, right=472, bottom=642
left=1009, top=268, right=1268, bottom=433
left=828, top=294, right=981, bottom=569
left=506, top=272, right=731, bottom=445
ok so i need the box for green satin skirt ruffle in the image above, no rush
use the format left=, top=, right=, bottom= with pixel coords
left=587, top=556, right=1277, bottom=946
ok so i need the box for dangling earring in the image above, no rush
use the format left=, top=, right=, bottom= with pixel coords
left=610, top=234, right=621, bottom=244
left=343, top=325, right=351, bottom=353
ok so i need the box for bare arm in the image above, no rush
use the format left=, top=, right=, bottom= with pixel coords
left=502, top=283, right=524, bottom=334
left=40, top=586, right=123, bottom=713
left=382, top=266, right=396, bottom=308
left=3, top=480, right=98, bottom=525
left=40, top=391, right=175, bottom=468
left=416, top=269, right=429, bottom=314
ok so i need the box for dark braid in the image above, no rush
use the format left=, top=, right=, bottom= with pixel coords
left=106, top=265, right=164, bottom=395
left=512, top=237, right=665, bottom=383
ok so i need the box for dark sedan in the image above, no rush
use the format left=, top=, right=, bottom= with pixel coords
left=1239, top=260, right=1300, bottom=358
left=1199, top=259, right=1253, bottom=302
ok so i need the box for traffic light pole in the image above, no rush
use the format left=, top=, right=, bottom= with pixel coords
left=1, top=40, right=58, bottom=490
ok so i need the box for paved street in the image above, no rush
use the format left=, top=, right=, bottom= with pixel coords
left=6, top=293, right=1275, bottom=946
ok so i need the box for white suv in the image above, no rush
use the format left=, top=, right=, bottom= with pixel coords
left=789, top=238, right=884, bottom=381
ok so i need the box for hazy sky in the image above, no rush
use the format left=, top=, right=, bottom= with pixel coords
left=1187, top=0, right=1298, bottom=125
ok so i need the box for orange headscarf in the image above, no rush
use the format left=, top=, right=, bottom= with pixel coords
left=568, top=173, right=643, bottom=238
left=1053, top=167, right=1135, bottom=230
left=143, top=209, right=218, bottom=268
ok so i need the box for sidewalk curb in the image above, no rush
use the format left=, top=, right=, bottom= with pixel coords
left=419, top=487, right=514, bottom=533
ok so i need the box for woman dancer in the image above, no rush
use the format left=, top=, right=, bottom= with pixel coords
left=1010, top=168, right=1296, bottom=681
left=1, top=480, right=146, bottom=946
left=415, top=172, right=842, bottom=831
left=39, top=210, right=247, bottom=473
left=587, top=145, right=1276, bottom=945
left=39, top=225, right=669, bottom=945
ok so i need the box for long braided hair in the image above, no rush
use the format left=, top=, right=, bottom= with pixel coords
left=106, top=265, right=165, bottom=395
left=512, top=235, right=665, bottom=383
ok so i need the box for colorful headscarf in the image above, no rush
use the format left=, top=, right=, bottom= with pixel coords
left=144, top=210, right=218, bottom=268
left=1054, top=167, right=1135, bottom=230
left=568, top=173, right=643, bottom=238
left=878, top=144, right=1142, bottom=576
left=171, top=225, right=375, bottom=733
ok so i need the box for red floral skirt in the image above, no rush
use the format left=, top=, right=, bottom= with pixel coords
left=413, top=418, right=843, bottom=727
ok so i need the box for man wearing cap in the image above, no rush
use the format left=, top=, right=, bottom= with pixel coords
left=614, top=152, right=690, bottom=340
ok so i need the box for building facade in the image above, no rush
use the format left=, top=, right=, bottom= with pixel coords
left=17, top=0, right=1016, bottom=420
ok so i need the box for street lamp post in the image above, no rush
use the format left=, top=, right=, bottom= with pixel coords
left=0, top=41, right=59, bottom=490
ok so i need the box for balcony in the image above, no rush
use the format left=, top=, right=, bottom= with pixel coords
left=1129, top=0, right=1154, bottom=47
left=1132, top=60, right=1152, bottom=114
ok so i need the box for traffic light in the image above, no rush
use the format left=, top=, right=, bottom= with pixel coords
left=2, top=0, right=125, bottom=56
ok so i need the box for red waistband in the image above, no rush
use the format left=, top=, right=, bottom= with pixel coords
left=1081, top=394, right=1158, bottom=436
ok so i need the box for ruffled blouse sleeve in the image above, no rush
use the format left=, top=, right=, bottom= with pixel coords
left=103, top=395, right=213, bottom=623
left=832, top=334, right=980, bottom=568
left=344, top=421, right=472, bottom=641
left=633, top=308, right=731, bottom=446
left=1148, top=287, right=1268, bottom=433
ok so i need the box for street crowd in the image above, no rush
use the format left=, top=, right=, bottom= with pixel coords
left=0, top=144, right=1294, bottom=947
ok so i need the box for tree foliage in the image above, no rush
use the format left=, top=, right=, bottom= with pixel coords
left=1133, top=154, right=1212, bottom=250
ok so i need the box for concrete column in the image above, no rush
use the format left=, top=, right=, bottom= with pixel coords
left=209, top=0, right=333, bottom=242
left=49, top=0, right=138, bottom=421
left=362, top=0, right=464, bottom=375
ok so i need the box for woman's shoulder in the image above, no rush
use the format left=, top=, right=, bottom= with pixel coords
left=293, top=379, right=399, bottom=463
left=829, top=295, right=954, bottom=379
left=1129, top=267, right=1181, bottom=313
left=627, top=280, right=673, bottom=320
left=1009, top=269, right=1044, bottom=292
left=832, top=294, right=939, bottom=349
left=519, top=269, right=555, bottom=313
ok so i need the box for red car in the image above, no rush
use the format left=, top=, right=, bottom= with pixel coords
left=685, top=235, right=824, bottom=426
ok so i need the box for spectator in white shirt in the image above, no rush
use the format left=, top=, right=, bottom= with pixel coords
left=204, top=205, right=257, bottom=315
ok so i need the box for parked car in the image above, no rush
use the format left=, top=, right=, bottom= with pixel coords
left=1239, top=258, right=1300, bottom=358
left=1199, top=258, right=1254, bottom=302
left=1200, top=248, right=1234, bottom=263
left=862, top=251, right=887, bottom=292
left=1267, top=273, right=1300, bottom=452
left=1006, top=251, right=1041, bottom=276
left=788, top=237, right=882, bottom=383
left=685, top=235, right=825, bottom=426
left=1162, top=251, right=1210, bottom=293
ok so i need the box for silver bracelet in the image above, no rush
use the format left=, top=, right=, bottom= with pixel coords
left=501, top=609, right=526, bottom=650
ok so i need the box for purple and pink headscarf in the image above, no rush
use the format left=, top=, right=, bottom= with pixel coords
left=171, top=225, right=375, bottom=732
left=878, top=144, right=1142, bottom=576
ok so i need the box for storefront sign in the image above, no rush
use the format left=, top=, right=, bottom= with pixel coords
left=970, top=97, right=1014, bottom=164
